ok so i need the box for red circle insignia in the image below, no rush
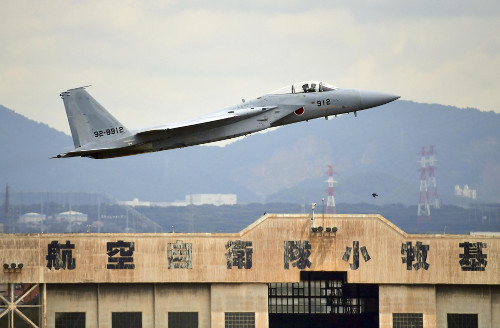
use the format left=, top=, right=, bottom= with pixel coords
left=295, top=107, right=305, bottom=115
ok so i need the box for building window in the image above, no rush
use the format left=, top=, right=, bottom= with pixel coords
left=169, top=312, right=198, bottom=328
left=268, top=272, right=377, bottom=315
left=447, top=313, right=478, bottom=328
left=55, top=312, right=85, bottom=328
left=393, top=313, right=423, bottom=328
left=225, top=312, right=255, bottom=328
left=112, top=312, right=142, bottom=328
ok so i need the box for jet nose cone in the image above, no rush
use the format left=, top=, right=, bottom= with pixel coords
left=359, top=90, right=400, bottom=109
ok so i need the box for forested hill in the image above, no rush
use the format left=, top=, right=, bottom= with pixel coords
left=1, top=100, right=499, bottom=205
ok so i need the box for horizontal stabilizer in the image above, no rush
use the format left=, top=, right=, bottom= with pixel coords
left=54, top=142, right=153, bottom=159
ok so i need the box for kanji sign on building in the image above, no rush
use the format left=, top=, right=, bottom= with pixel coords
left=46, top=240, right=76, bottom=270
left=401, top=241, right=430, bottom=270
left=168, top=240, right=193, bottom=269
left=342, top=241, right=371, bottom=270
left=459, top=242, right=487, bottom=271
left=225, top=240, right=253, bottom=269
left=284, top=240, right=312, bottom=270
left=107, top=240, right=135, bottom=269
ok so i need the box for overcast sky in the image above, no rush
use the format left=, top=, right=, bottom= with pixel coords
left=1, top=1, right=499, bottom=135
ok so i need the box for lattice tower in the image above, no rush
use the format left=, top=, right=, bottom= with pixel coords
left=426, top=145, right=440, bottom=209
left=417, top=147, right=430, bottom=225
left=325, top=165, right=337, bottom=214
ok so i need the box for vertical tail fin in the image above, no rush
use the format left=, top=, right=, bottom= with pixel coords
left=60, top=86, right=131, bottom=148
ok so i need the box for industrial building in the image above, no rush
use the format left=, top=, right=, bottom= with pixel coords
left=0, top=213, right=499, bottom=327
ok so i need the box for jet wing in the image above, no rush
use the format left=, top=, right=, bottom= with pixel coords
left=135, top=106, right=276, bottom=140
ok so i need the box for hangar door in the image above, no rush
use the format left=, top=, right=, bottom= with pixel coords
left=268, top=272, right=378, bottom=328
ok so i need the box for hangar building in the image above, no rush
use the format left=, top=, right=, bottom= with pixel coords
left=0, top=214, right=499, bottom=327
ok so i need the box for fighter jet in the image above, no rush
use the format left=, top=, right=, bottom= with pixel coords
left=55, top=81, right=399, bottom=159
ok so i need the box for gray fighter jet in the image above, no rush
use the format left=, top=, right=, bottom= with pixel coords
left=55, top=81, right=399, bottom=159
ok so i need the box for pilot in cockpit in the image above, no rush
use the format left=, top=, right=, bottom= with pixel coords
left=302, top=84, right=309, bottom=93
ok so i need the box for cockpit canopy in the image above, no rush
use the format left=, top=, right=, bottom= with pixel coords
left=268, top=81, right=338, bottom=95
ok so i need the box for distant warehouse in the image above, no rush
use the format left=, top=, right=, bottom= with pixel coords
left=0, top=214, right=498, bottom=327
left=19, top=212, right=46, bottom=224
left=120, top=194, right=237, bottom=207
left=55, top=210, right=87, bottom=223
left=185, top=194, right=237, bottom=206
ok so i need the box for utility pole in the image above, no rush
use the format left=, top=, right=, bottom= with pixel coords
left=4, top=184, right=11, bottom=233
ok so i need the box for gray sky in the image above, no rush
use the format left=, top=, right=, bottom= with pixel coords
left=1, top=1, right=499, bottom=135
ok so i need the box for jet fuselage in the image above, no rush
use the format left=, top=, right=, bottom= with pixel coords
left=55, top=82, right=399, bottom=159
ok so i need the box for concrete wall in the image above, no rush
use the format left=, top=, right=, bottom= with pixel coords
left=47, top=284, right=98, bottom=328
left=98, top=284, right=154, bottom=328
left=39, top=282, right=500, bottom=328
left=46, top=283, right=267, bottom=328
left=436, top=285, right=495, bottom=328
left=211, top=284, right=268, bottom=328
left=47, top=284, right=155, bottom=328
left=379, top=285, right=436, bottom=328
left=492, top=286, right=500, bottom=328
left=379, top=284, right=500, bottom=328
left=155, top=284, right=211, bottom=328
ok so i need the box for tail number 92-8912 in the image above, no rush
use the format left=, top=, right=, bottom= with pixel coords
left=93, top=127, right=124, bottom=138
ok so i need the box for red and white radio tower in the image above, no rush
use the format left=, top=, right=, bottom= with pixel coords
left=417, top=147, right=430, bottom=225
left=426, top=145, right=440, bottom=209
left=325, top=165, right=337, bottom=214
